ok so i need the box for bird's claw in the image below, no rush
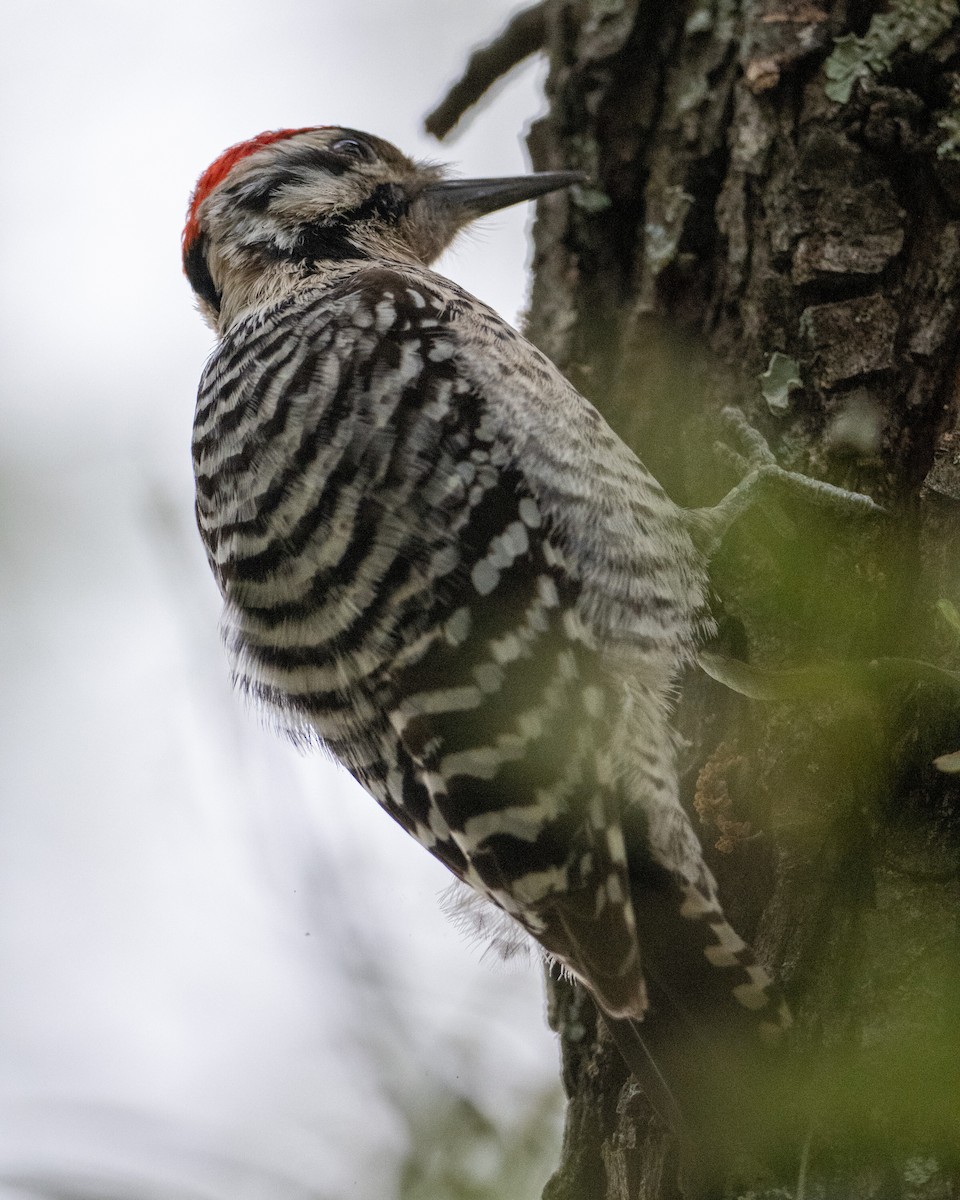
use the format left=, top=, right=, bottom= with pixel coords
left=687, top=407, right=884, bottom=557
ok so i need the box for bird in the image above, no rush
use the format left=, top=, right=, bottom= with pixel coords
left=183, top=125, right=792, bottom=1158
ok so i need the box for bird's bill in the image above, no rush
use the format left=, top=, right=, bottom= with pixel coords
left=421, top=171, right=586, bottom=220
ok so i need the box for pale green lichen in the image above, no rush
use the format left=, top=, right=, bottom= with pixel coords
left=571, top=186, right=612, bottom=213
left=937, top=110, right=960, bottom=158
left=563, top=135, right=607, bottom=206
left=824, top=0, right=959, bottom=103
left=937, top=78, right=960, bottom=159
left=936, top=597, right=960, bottom=639
left=677, top=74, right=709, bottom=117
left=903, top=1156, right=940, bottom=1188
left=684, top=3, right=713, bottom=36
left=933, top=749, right=960, bottom=772
left=682, top=0, right=736, bottom=43
left=758, top=352, right=802, bottom=414
left=643, top=186, right=693, bottom=275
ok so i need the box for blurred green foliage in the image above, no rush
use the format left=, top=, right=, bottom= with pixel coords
left=398, top=1086, right=562, bottom=1200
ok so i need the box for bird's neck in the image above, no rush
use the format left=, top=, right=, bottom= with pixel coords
left=213, top=254, right=355, bottom=333
left=213, top=239, right=430, bottom=334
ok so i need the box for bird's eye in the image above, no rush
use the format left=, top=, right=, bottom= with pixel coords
left=331, top=138, right=370, bottom=161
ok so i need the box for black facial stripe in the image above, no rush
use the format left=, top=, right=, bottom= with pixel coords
left=183, top=234, right=221, bottom=313
left=349, top=183, right=410, bottom=224
left=286, top=223, right=367, bottom=263
left=272, top=185, right=411, bottom=266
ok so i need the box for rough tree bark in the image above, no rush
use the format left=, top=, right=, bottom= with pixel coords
left=434, top=2, right=960, bottom=1197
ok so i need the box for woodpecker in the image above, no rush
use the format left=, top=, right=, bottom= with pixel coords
left=184, top=127, right=792, bottom=1148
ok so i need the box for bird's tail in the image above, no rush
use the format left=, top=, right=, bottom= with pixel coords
left=601, top=970, right=794, bottom=1196
left=598, top=846, right=795, bottom=1189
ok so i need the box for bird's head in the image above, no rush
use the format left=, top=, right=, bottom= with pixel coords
left=183, top=125, right=583, bottom=330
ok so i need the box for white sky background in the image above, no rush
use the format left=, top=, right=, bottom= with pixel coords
left=0, top=3, right=562, bottom=1197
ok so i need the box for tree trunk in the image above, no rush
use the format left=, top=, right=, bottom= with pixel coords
left=433, top=2, right=960, bottom=1195
left=515, top=2, right=960, bottom=1197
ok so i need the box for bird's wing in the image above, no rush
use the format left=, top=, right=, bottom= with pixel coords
left=288, top=264, right=653, bottom=1016
left=440, top=278, right=711, bottom=675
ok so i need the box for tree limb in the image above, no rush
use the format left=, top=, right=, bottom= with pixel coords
left=424, top=3, right=548, bottom=140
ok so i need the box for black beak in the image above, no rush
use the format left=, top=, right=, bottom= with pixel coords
left=422, top=171, right=586, bottom=220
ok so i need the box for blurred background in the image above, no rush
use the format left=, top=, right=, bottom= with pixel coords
left=0, top=2, right=564, bottom=1196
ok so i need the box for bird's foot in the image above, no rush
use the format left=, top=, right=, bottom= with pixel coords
left=685, top=407, right=884, bottom=558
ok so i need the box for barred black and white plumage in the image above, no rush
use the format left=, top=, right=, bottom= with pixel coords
left=184, top=126, right=791, bottom=1150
